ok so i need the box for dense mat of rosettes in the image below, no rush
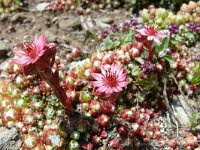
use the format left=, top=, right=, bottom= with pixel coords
left=0, top=1, right=200, bottom=149
left=140, top=1, right=200, bottom=28
left=0, top=15, right=199, bottom=149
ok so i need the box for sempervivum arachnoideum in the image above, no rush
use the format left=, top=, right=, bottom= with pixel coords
left=89, top=99, right=101, bottom=116
left=42, top=128, right=65, bottom=149
left=2, top=106, right=21, bottom=127
left=66, top=90, right=79, bottom=103
left=22, top=113, right=37, bottom=126
left=68, top=140, right=80, bottom=150
left=118, top=126, right=128, bottom=137
left=120, top=109, right=135, bottom=122
left=82, top=142, right=93, bottom=150
left=96, top=114, right=110, bottom=127
left=30, top=100, right=45, bottom=110
left=109, top=138, right=120, bottom=149
left=22, top=131, right=39, bottom=149
left=63, top=74, right=77, bottom=90
left=0, top=99, right=13, bottom=112
left=79, top=90, right=93, bottom=103
left=100, top=100, right=115, bottom=115
left=92, top=135, right=101, bottom=145
left=15, top=74, right=30, bottom=88
left=77, top=120, right=90, bottom=133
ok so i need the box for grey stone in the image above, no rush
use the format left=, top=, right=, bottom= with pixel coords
left=0, top=127, right=22, bottom=150
left=10, top=13, right=25, bottom=23
left=80, top=16, right=95, bottom=31
left=45, top=30, right=57, bottom=42
left=58, top=18, right=81, bottom=30
left=171, top=95, right=192, bottom=127
left=36, top=2, right=49, bottom=11
left=0, top=40, right=10, bottom=56
left=99, top=16, right=114, bottom=24
left=0, top=13, right=9, bottom=22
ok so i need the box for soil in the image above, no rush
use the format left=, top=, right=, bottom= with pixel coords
left=0, top=1, right=132, bottom=64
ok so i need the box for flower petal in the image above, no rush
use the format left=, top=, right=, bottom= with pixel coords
left=153, top=37, right=161, bottom=44
left=118, top=81, right=128, bottom=87
left=92, top=81, right=104, bottom=87
left=34, top=34, right=46, bottom=50
left=38, top=49, right=46, bottom=57
left=13, top=48, right=27, bottom=57
left=147, top=36, right=154, bottom=41
left=97, top=85, right=108, bottom=93
left=117, top=73, right=126, bottom=81
left=105, top=87, right=113, bottom=94
left=111, top=63, right=117, bottom=73
left=112, top=87, right=120, bottom=93
left=101, top=65, right=107, bottom=76
left=91, top=73, right=104, bottom=81
left=116, top=86, right=123, bottom=92
left=136, top=28, right=146, bottom=36
left=116, top=65, right=124, bottom=76
left=33, top=34, right=38, bottom=43
left=161, top=30, right=170, bottom=37
left=31, top=56, right=40, bottom=64
left=11, top=56, right=32, bottom=65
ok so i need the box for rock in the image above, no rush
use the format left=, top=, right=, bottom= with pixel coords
left=0, top=127, right=22, bottom=150
left=0, top=13, right=9, bottom=22
left=172, top=95, right=192, bottom=127
left=80, top=16, right=96, bottom=31
left=36, top=2, right=49, bottom=11
left=94, top=19, right=110, bottom=28
left=0, top=40, right=10, bottom=56
left=10, top=13, right=25, bottom=23
left=45, top=30, right=57, bottom=42
left=58, top=18, right=81, bottom=30
left=99, top=16, right=114, bottom=24
left=23, top=17, right=33, bottom=24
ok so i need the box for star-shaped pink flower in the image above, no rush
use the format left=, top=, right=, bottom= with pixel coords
left=11, top=34, right=46, bottom=66
left=136, top=26, right=170, bottom=44
left=91, top=63, right=128, bottom=95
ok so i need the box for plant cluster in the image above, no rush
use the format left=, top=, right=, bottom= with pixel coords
left=140, top=1, right=200, bottom=29
left=49, top=0, right=122, bottom=14
left=0, top=13, right=199, bottom=149
left=49, top=0, right=197, bottom=14
left=167, top=22, right=200, bottom=49
left=0, top=0, right=24, bottom=14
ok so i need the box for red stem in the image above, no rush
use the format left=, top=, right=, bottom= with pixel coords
left=37, top=61, right=71, bottom=113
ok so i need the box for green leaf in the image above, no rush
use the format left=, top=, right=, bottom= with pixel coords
left=175, top=34, right=184, bottom=42
left=113, top=40, right=121, bottom=48
left=103, top=36, right=113, bottom=49
left=155, top=37, right=169, bottom=53
left=164, top=53, right=174, bottom=64
left=134, top=57, right=144, bottom=64
left=190, top=63, right=200, bottom=84
left=124, top=29, right=134, bottom=43
left=131, top=66, right=140, bottom=76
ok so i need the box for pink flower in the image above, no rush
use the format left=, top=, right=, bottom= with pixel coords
left=11, top=34, right=46, bottom=66
left=11, top=34, right=71, bottom=113
left=136, top=26, right=170, bottom=44
left=91, top=63, right=128, bottom=95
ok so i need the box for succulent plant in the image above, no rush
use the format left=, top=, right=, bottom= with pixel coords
left=0, top=3, right=199, bottom=148
left=0, top=0, right=24, bottom=14
left=140, top=1, right=200, bottom=29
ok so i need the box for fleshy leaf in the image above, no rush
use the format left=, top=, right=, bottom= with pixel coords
left=155, top=37, right=169, bottom=53
left=131, top=66, right=140, bottom=76
left=103, top=36, right=113, bottom=49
